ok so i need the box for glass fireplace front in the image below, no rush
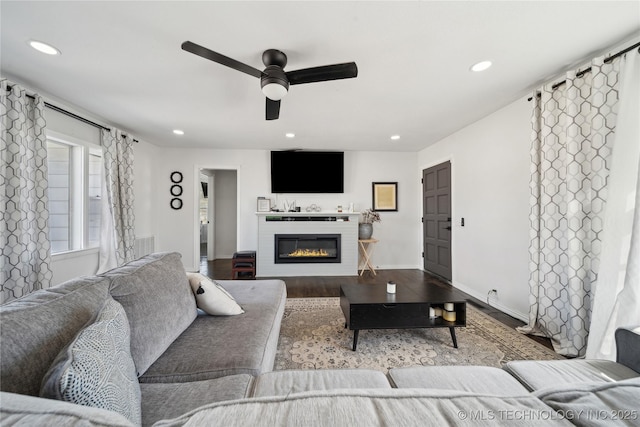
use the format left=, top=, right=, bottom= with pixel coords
left=274, top=234, right=341, bottom=264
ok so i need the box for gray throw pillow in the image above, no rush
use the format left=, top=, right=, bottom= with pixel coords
left=40, top=296, right=142, bottom=425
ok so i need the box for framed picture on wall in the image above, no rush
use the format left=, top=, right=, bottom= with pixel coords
left=257, top=197, right=271, bottom=212
left=372, top=182, right=398, bottom=211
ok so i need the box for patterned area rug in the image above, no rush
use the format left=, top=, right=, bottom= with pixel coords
left=275, top=297, right=563, bottom=373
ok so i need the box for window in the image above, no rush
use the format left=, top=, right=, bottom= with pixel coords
left=47, top=134, right=103, bottom=254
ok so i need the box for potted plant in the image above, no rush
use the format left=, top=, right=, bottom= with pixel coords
left=359, top=209, right=381, bottom=239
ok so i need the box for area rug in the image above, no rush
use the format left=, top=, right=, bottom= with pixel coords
left=274, top=297, right=564, bottom=373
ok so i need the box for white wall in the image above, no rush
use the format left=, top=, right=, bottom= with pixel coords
left=153, top=148, right=422, bottom=272
left=42, top=87, right=531, bottom=325
left=132, top=140, right=159, bottom=240
left=418, top=96, right=532, bottom=320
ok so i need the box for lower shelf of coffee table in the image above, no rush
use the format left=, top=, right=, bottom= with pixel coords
left=346, top=302, right=466, bottom=330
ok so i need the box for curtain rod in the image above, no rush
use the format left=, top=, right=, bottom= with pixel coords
left=528, top=41, right=640, bottom=101
left=44, top=101, right=138, bottom=143
left=4, top=84, right=138, bottom=142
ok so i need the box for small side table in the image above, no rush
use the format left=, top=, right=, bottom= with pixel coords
left=358, top=238, right=379, bottom=276
left=231, top=251, right=256, bottom=279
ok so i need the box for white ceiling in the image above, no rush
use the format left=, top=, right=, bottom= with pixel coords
left=2, top=1, right=639, bottom=152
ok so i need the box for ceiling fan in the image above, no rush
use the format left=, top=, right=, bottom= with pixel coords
left=181, top=41, right=358, bottom=120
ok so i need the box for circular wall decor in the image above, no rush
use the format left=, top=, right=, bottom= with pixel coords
left=170, top=171, right=183, bottom=183
left=170, top=171, right=184, bottom=209
left=170, top=198, right=183, bottom=210
left=170, top=184, right=183, bottom=197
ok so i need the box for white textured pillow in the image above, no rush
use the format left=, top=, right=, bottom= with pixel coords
left=40, top=297, right=141, bottom=425
left=186, top=273, right=245, bottom=316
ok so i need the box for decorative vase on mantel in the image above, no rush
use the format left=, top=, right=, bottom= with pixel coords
left=358, top=223, right=373, bottom=240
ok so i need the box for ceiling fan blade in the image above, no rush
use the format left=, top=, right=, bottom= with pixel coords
left=266, top=98, right=280, bottom=121
left=286, top=62, right=358, bottom=85
left=181, top=41, right=264, bottom=79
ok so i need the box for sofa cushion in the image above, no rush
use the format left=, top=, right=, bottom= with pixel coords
left=153, top=388, right=572, bottom=427
left=139, top=280, right=286, bottom=383
left=140, top=374, right=254, bottom=426
left=102, top=252, right=197, bottom=376
left=251, top=369, right=391, bottom=397
left=504, top=359, right=639, bottom=391
left=0, top=391, right=135, bottom=427
left=186, top=273, right=244, bottom=315
left=0, top=275, right=111, bottom=396
left=40, top=297, right=142, bottom=425
left=389, top=366, right=529, bottom=395
left=535, top=377, right=640, bottom=426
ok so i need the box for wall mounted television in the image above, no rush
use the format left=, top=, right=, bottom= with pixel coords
left=271, top=151, right=344, bottom=193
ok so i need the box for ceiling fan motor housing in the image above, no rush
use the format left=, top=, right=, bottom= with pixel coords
left=262, top=49, right=287, bottom=68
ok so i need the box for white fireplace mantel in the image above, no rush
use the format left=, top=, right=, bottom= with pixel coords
left=256, top=212, right=360, bottom=277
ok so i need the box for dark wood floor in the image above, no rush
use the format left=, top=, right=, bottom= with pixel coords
left=200, top=255, right=554, bottom=350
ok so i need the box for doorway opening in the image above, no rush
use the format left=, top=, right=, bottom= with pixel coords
left=199, top=169, right=238, bottom=261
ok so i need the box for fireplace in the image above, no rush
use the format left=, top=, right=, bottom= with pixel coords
left=275, top=234, right=341, bottom=264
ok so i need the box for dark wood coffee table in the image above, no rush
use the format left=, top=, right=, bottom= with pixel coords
left=340, top=283, right=466, bottom=351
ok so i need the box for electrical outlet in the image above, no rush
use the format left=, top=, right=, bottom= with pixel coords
left=486, top=289, right=498, bottom=304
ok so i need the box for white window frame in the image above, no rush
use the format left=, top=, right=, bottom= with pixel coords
left=46, top=130, right=103, bottom=255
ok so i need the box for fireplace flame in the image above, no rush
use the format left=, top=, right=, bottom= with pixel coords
left=288, top=248, right=329, bottom=257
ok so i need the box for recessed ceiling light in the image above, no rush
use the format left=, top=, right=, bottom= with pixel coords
left=173, top=129, right=184, bottom=135
left=470, top=60, right=492, bottom=72
left=285, top=133, right=295, bottom=138
left=390, top=135, right=401, bottom=141
left=29, top=40, right=60, bottom=55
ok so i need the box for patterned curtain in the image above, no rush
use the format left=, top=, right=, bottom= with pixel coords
left=1, top=80, right=53, bottom=304
left=518, top=56, right=621, bottom=357
left=586, top=49, right=640, bottom=360
left=97, top=128, right=135, bottom=273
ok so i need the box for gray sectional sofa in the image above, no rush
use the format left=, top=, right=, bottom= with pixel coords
left=1, top=251, right=639, bottom=426
left=1, top=252, right=287, bottom=426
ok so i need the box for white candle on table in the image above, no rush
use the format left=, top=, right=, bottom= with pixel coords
left=386, top=281, right=396, bottom=294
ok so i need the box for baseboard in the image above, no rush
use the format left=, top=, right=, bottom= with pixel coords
left=452, top=280, right=529, bottom=323
left=372, top=264, right=423, bottom=270
left=487, top=300, right=528, bottom=324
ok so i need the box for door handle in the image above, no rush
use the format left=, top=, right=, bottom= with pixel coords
left=444, top=226, right=452, bottom=230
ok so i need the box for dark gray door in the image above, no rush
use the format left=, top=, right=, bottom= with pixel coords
left=422, top=161, right=452, bottom=281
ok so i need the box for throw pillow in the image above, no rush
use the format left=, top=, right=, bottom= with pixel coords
left=186, top=273, right=245, bottom=316
left=40, top=297, right=142, bottom=425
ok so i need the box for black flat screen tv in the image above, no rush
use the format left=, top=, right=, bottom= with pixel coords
left=271, top=151, right=344, bottom=193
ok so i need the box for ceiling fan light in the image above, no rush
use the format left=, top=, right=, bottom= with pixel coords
left=262, top=82, right=288, bottom=100
left=261, top=65, right=289, bottom=101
